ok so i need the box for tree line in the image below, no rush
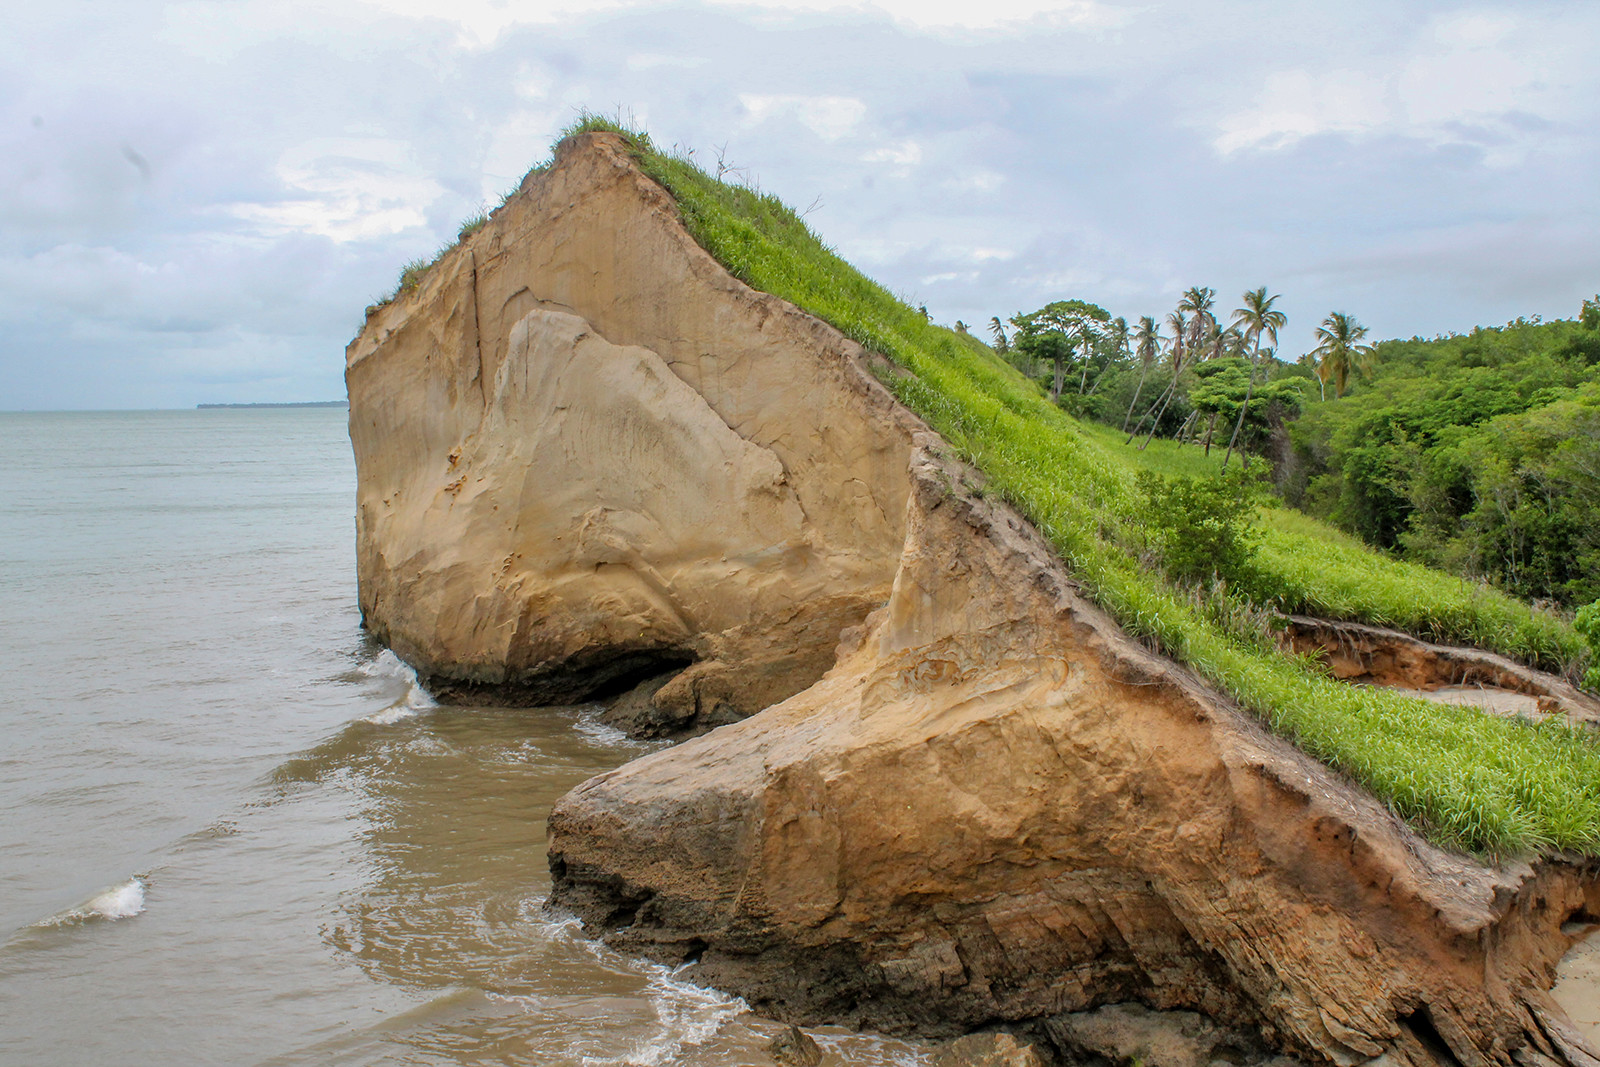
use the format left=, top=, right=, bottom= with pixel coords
left=982, top=289, right=1600, bottom=611
left=988, top=286, right=1380, bottom=469
left=1285, top=301, right=1600, bottom=608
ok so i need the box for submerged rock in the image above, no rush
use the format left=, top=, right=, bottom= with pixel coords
left=347, top=133, right=1600, bottom=1067
left=1045, top=1003, right=1292, bottom=1067
left=932, top=1032, right=1047, bottom=1067
left=766, top=1024, right=823, bottom=1067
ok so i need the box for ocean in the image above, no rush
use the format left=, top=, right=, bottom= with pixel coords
left=0, top=408, right=928, bottom=1066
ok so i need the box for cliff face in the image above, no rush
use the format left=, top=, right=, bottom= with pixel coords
left=549, top=438, right=1600, bottom=1067
left=349, top=134, right=1600, bottom=1067
left=347, top=135, right=919, bottom=714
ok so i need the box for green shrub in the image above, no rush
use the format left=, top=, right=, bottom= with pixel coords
left=394, top=257, right=429, bottom=296
left=1137, top=470, right=1261, bottom=587
left=1577, top=600, right=1600, bottom=692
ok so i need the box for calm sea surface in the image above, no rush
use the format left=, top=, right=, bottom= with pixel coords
left=0, top=408, right=927, bottom=1066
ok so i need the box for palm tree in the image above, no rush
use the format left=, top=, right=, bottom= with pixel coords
left=1126, top=309, right=1187, bottom=444
left=989, top=316, right=1009, bottom=356
left=1135, top=307, right=1195, bottom=449
left=1312, top=311, right=1374, bottom=399
left=1122, top=316, right=1161, bottom=431
left=1217, top=323, right=1245, bottom=361
left=1082, top=315, right=1128, bottom=395
left=1222, top=286, right=1287, bottom=469
left=1178, top=286, right=1216, bottom=356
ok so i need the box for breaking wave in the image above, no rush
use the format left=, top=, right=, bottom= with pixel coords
left=37, top=877, right=147, bottom=927
left=358, top=649, right=437, bottom=724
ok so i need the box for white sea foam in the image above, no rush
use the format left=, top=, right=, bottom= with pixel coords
left=570, top=705, right=658, bottom=751
left=530, top=899, right=934, bottom=1064
left=814, top=1031, right=937, bottom=1066
left=360, top=650, right=438, bottom=723
left=639, top=963, right=748, bottom=1062
left=363, top=703, right=419, bottom=725
left=575, top=959, right=748, bottom=1067
left=38, top=877, right=147, bottom=927
left=526, top=900, right=746, bottom=1065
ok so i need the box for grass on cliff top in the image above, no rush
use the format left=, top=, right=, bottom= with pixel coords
left=1073, top=421, right=1584, bottom=669
left=545, top=116, right=1600, bottom=859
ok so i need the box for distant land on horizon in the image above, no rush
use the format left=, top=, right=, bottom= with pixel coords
left=197, top=400, right=348, bottom=409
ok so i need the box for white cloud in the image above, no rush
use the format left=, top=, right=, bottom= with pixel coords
left=354, top=0, right=631, bottom=46
left=479, top=110, right=564, bottom=198
left=355, top=0, right=1124, bottom=42
left=862, top=140, right=922, bottom=166
left=4, top=0, right=1598, bottom=408
left=1214, top=69, right=1389, bottom=154
left=740, top=94, right=867, bottom=140
left=1212, top=9, right=1597, bottom=160
left=943, top=170, right=1004, bottom=194
left=626, top=52, right=709, bottom=70
left=226, top=138, right=445, bottom=242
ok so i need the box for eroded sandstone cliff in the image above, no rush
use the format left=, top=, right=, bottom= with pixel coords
left=347, top=134, right=919, bottom=718
left=349, top=134, right=1600, bottom=1067
left=550, top=438, right=1600, bottom=1067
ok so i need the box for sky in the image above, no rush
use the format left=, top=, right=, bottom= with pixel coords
left=3, top=0, right=1597, bottom=409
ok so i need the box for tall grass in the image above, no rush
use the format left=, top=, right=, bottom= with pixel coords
left=526, top=118, right=1600, bottom=858
left=1071, top=422, right=1587, bottom=675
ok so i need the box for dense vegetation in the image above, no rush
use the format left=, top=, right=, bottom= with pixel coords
left=412, top=117, right=1600, bottom=858
left=1284, top=314, right=1600, bottom=609
left=984, top=271, right=1600, bottom=617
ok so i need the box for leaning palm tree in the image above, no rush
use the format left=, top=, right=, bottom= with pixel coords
left=1178, top=286, right=1216, bottom=355
left=989, top=316, right=1009, bottom=355
left=1313, top=311, right=1374, bottom=398
left=1122, top=316, right=1161, bottom=431
left=1217, top=323, right=1245, bottom=360
left=1135, top=308, right=1197, bottom=449
left=1082, top=315, right=1128, bottom=395
left=1222, top=286, right=1287, bottom=469
left=1127, top=309, right=1188, bottom=444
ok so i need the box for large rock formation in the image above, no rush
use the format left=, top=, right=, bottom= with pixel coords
left=348, top=134, right=1600, bottom=1067
left=347, top=134, right=918, bottom=716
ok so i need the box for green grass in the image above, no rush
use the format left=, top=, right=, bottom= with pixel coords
left=1070, top=423, right=1586, bottom=672
left=496, top=116, right=1600, bottom=858
left=457, top=210, right=489, bottom=241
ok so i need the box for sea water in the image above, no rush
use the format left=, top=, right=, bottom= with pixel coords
left=0, top=408, right=929, bottom=1066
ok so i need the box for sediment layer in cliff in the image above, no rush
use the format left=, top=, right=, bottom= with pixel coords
left=348, top=133, right=1600, bottom=1067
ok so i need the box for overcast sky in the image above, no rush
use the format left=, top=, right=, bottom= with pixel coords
left=4, top=0, right=1597, bottom=409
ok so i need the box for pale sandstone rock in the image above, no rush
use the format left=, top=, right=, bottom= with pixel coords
left=347, top=134, right=1600, bottom=1067
left=347, top=133, right=917, bottom=709
left=1281, top=617, right=1600, bottom=728
left=1046, top=1002, right=1286, bottom=1067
